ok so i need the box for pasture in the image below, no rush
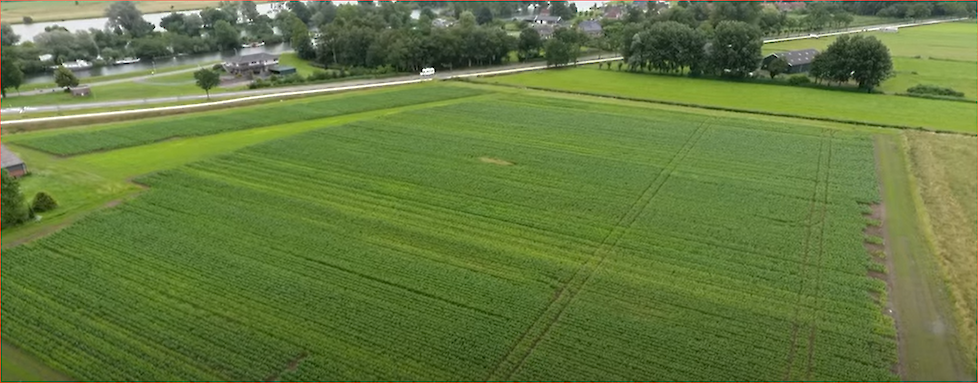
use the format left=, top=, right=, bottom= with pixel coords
left=2, top=92, right=897, bottom=381
left=765, top=21, right=978, bottom=98
left=481, top=66, right=977, bottom=133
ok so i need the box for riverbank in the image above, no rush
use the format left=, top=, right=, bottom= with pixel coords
left=0, top=1, right=230, bottom=25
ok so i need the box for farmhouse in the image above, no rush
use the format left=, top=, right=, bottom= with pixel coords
left=761, top=48, right=819, bottom=74
left=603, top=6, right=623, bottom=20
left=517, top=15, right=562, bottom=25
left=222, top=53, right=280, bottom=76
left=577, top=20, right=603, bottom=37
left=532, top=24, right=556, bottom=40
left=1, top=144, right=27, bottom=177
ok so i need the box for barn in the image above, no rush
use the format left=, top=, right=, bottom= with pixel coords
left=761, top=48, right=819, bottom=74
left=1, top=144, right=27, bottom=177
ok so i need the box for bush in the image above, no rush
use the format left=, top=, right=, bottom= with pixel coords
left=211, top=64, right=223, bottom=71
left=307, top=71, right=331, bottom=82
left=906, top=84, right=964, bottom=98
left=787, top=75, right=811, bottom=86
left=31, top=192, right=58, bottom=213
left=22, top=16, right=33, bottom=24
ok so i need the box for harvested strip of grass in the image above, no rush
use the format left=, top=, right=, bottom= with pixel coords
left=16, top=86, right=489, bottom=156
left=905, top=131, right=978, bottom=372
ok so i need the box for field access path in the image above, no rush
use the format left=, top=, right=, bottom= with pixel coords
left=1, top=17, right=966, bottom=121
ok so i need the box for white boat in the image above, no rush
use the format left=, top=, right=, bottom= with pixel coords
left=113, top=57, right=141, bottom=65
left=50, top=60, right=93, bottom=71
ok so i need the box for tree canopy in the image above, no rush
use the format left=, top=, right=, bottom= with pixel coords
left=1, top=170, right=29, bottom=228
left=811, top=34, right=893, bottom=91
left=193, top=68, right=220, bottom=99
left=709, top=21, right=762, bottom=78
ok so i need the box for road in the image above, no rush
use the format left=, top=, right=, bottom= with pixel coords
left=2, top=55, right=617, bottom=116
left=2, top=17, right=967, bottom=118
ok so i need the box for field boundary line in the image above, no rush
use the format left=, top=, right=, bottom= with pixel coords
left=784, top=130, right=830, bottom=380
left=485, top=118, right=712, bottom=381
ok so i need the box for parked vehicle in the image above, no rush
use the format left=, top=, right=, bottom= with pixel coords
left=420, top=67, right=435, bottom=77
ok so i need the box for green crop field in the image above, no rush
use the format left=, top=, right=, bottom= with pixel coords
left=1, top=93, right=898, bottom=381
left=12, top=86, right=489, bottom=155
left=481, top=66, right=977, bottom=133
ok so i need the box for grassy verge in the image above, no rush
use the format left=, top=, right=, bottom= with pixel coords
left=1, top=1, right=226, bottom=24
left=873, top=133, right=976, bottom=381
left=1, top=341, right=70, bottom=382
left=904, top=131, right=978, bottom=370
left=277, top=53, right=324, bottom=76
left=1, top=75, right=244, bottom=109
left=479, top=66, right=977, bottom=133
left=15, top=62, right=220, bottom=93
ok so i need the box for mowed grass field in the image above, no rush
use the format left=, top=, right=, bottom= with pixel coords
left=483, top=66, right=977, bottom=133
left=2, top=89, right=898, bottom=381
left=765, top=21, right=978, bottom=98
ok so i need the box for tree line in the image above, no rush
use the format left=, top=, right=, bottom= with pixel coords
left=1, top=1, right=968, bottom=97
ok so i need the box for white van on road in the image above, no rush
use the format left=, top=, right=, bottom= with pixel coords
left=420, top=67, right=435, bottom=77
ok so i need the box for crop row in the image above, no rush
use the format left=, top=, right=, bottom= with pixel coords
left=2, top=96, right=895, bottom=381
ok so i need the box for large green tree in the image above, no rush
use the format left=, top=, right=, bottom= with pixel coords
left=517, top=27, right=542, bottom=62
left=709, top=21, right=762, bottom=78
left=193, top=68, right=220, bottom=99
left=811, top=34, right=893, bottom=91
left=105, top=1, right=154, bottom=37
left=212, top=20, right=241, bottom=50
left=54, top=66, right=79, bottom=89
left=628, top=21, right=706, bottom=75
left=290, top=16, right=316, bottom=60
left=1, top=169, right=29, bottom=228
left=1, top=46, right=24, bottom=97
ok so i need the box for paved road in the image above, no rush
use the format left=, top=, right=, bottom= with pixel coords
left=2, top=17, right=967, bottom=117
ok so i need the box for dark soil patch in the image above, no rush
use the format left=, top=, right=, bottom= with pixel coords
left=263, top=352, right=308, bottom=382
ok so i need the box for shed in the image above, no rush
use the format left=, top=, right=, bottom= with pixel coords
left=1, top=144, right=27, bottom=177
left=761, top=49, right=819, bottom=74
left=531, top=24, right=556, bottom=39
left=70, top=86, right=92, bottom=97
left=270, top=65, right=297, bottom=75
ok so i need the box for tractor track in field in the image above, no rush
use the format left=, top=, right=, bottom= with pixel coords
left=484, top=118, right=713, bottom=382
left=806, top=132, right=835, bottom=380
left=784, top=130, right=831, bottom=381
